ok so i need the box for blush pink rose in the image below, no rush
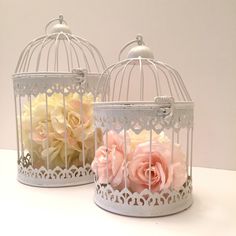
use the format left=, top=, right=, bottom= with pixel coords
left=105, top=130, right=126, bottom=153
left=91, top=130, right=129, bottom=190
left=128, top=147, right=172, bottom=193
left=128, top=140, right=187, bottom=193
left=150, top=141, right=187, bottom=190
left=91, top=146, right=125, bottom=189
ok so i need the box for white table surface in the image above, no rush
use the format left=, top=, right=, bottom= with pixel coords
left=0, top=149, right=235, bottom=236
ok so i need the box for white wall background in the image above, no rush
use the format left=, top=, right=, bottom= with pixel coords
left=0, top=0, right=235, bottom=170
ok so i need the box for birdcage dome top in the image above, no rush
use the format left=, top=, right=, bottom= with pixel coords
left=96, top=35, right=192, bottom=105
left=14, top=15, right=106, bottom=75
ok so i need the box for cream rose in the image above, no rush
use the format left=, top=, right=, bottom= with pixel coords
left=21, top=92, right=101, bottom=169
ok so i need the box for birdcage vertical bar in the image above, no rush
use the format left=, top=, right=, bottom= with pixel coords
left=139, top=59, right=144, bottom=100
left=170, top=128, right=175, bottom=190
left=70, top=38, right=91, bottom=71
left=94, top=127, right=98, bottom=181
left=62, top=35, right=72, bottom=71
left=18, top=96, right=24, bottom=159
left=117, top=69, right=124, bottom=101
left=100, top=67, right=111, bottom=101
left=63, top=90, right=68, bottom=169
left=169, top=71, right=181, bottom=101
left=46, top=40, right=55, bottom=72
left=14, top=94, right=20, bottom=161
left=118, top=60, right=133, bottom=101
left=148, top=129, right=153, bottom=191
left=45, top=93, right=50, bottom=169
left=169, top=69, right=185, bottom=101
left=80, top=92, right=86, bottom=167
left=167, top=66, right=191, bottom=101
left=147, top=64, right=159, bottom=97
left=177, top=130, right=180, bottom=144
left=146, top=60, right=162, bottom=96
left=70, top=42, right=80, bottom=69
left=124, top=127, right=128, bottom=190
left=126, top=64, right=135, bottom=101
left=54, top=34, right=60, bottom=72
left=105, top=129, right=109, bottom=184
left=36, top=36, right=51, bottom=72
left=29, top=95, right=33, bottom=167
left=72, top=36, right=100, bottom=72
left=27, top=39, right=52, bottom=72
left=190, top=127, right=193, bottom=179
left=74, top=35, right=106, bottom=70
left=112, top=67, right=123, bottom=101
left=186, top=127, right=190, bottom=177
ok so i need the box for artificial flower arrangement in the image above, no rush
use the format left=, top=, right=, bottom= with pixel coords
left=21, top=92, right=103, bottom=169
left=92, top=130, right=187, bottom=193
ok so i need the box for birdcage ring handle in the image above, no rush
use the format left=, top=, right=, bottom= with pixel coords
left=118, top=34, right=144, bottom=61
left=44, top=15, right=68, bottom=35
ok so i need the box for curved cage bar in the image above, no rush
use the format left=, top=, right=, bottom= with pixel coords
left=92, top=35, right=194, bottom=217
left=12, top=15, right=105, bottom=187
left=97, top=58, right=191, bottom=103
left=15, top=31, right=106, bottom=74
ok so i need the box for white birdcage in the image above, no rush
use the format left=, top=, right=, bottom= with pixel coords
left=12, top=15, right=106, bottom=187
left=92, top=35, right=193, bottom=217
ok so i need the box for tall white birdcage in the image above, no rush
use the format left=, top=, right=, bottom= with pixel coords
left=13, top=15, right=106, bottom=187
left=92, top=35, right=194, bottom=217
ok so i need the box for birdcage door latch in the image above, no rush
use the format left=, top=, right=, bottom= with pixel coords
left=154, top=96, right=174, bottom=118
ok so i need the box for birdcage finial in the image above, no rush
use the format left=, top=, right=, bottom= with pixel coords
left=45, top=15, right=71, bottom=35
left=118, top=34, right=154, bottom=60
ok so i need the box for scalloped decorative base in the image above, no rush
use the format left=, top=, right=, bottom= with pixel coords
left=17, top=163, right=94, bottom=187
left=94, top=179, right=192, bottom=217
left=95, top=194, right=192, bottom=217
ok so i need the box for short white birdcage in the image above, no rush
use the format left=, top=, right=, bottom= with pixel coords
left=92, top=35, right=193, bottom=217
left=13, top=15, right=106, bottom=187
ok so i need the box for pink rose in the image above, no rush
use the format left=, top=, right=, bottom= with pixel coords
left=92, top=130, right=187, bottom=193
left=128, top=140, right=187, bottom=193
left=150, top=141, right=187, bottom=190
left=91, top=131, right=128, bottom=189
left=128, top=145, right=172, bottom=193
left=105, top=130, right=126, bottom=153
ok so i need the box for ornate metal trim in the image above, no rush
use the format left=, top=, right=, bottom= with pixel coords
left=94, top=102, right=193, bottom=133
left=94, top=178, right=192, bottom=217
left=17, top=163, right=94, bottom=187
left=12, top=72, right=105, bottom=97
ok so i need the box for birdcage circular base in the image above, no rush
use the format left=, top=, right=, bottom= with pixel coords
left=94, top=178, right=193, bottom=217
left=94, top=192, right=192, bottom=217
left=95, top=195, right=192, bottom=217
left=17, top=174, right=94, bottom=187
left=17, top=164, right=94, bottom=187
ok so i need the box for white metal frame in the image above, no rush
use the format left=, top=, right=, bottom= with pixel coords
left=93, top=35, right=194, bottom=217
left=13, top=15, right=106, bottom=187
